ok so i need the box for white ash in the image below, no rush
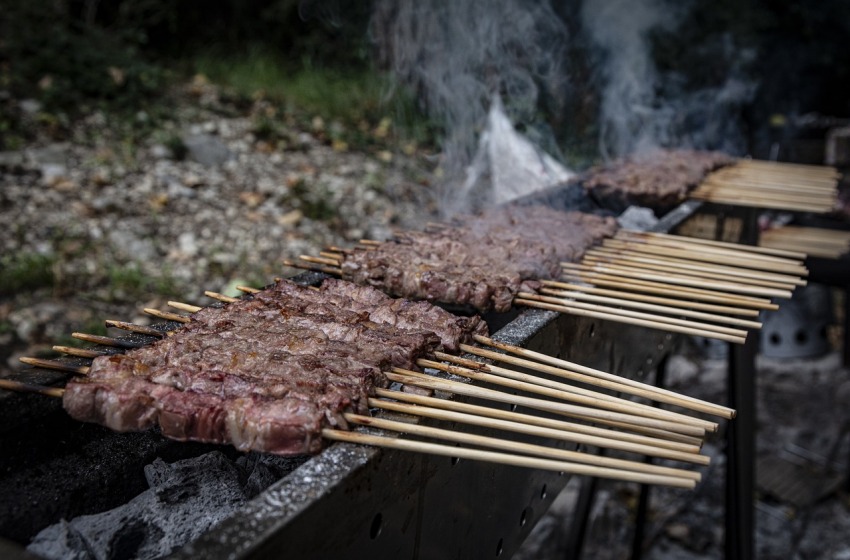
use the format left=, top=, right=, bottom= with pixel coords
left=27, top=451, right=306, bottom=560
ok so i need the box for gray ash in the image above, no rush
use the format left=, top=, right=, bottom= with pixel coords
left=27, top=451, right=306, bottom=560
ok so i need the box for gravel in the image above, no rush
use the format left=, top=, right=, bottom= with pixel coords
left=0, top=84, right=439, bottom=374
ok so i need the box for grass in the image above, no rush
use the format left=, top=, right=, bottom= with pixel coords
left=0, top=252, right=56, bottom=296
left=106, top=263, right=181, bottom=302
left=192, top=48, right=436, bottom=149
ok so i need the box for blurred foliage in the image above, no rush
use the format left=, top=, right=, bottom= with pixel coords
left=0, top=252, right=56, bottom=296
left=0, top=0, right=436, bottom=151
left=0, top=0, right=171, bottom=111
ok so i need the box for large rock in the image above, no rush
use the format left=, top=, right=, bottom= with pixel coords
left=181, top=134, right=232, bottom=167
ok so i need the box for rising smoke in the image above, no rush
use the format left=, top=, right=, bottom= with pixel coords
left=371, top=0, right=757, bottom=209
left=371, top=0, right=570, bottom=213
left=581, top=0, right=756, bottom=158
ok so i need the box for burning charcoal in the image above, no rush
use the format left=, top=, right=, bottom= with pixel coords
left=27, top=452, right=289, bottom=560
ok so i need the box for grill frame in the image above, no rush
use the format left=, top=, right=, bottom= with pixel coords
left=0, top=199, right=703, bottom=559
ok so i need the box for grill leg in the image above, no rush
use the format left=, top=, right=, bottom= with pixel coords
left=725, top=207, right=759, bottom=560
left=563, top=473, right=599, bottom=559
left=630, top=354, right=669, bottom=560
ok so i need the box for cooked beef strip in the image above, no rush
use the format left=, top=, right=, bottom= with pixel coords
left=63, top=280, right=473, bottom=455
left=583, top=149, right=736, bottom=213
left=340, top=206, right=618, bottom=312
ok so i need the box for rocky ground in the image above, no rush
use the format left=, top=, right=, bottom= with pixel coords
left=0, top=79, right=440, bottom=376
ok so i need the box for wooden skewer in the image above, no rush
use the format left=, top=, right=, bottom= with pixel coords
left=0, top=379, right=65, bottom=398
left=388, top=369, right=702, bottom=445
left=559, top=270, right=779, bottom=310
left=405, top=364, right=706, bottom=437
left=710, top=166, right=839, bottom=184
left=515, top=298, right=747, bottom=344
left=19, top=357, right=90, bottom=375
left=563, top=265, right=775, bottom=309
left=322, top=429, right=696, bottom=488
left=358, top=239, right=382, bottom=246
left=300, top=255, right=342, bottom=267
left=605, top=238, right=808, bottom=273
left=168, top=301, right=202, bottom=313
left=529, top=289, right=762, bottom=329
left=144, top=308, right=191, bottom=324
left=690, top=190, right=834, bottom=213
left=464, top=340, right=736, bottom=420
left=374, top=388, right=702, bottom=453
left=236, top=285, right=261, bottom=294
left=585, top=249, right=806, bottom=287
left=369, top=400, right=709, bottom=471
left=620, top=230, right=807, bottom=259
left=104, top=320, right=165, bottom=338
left=706, top=170, right=838, bottom=187
left=703, top=176, right=838, bottom=194
left=52, top=345, right=109, bottom=358
left=733, top=159, right=839, bottom=173
left=564, top=261, right=793, bottom=298
left=205, top=291, right=239, bottom=304
left=540, top=280, right=760, bottom=317
left=701, top=175, right=838, bottom=192
left=431, top=351, right=718, bottom=431
left=520, top=290, right=755, bottom=336
left=348, top=411, right=702, bottom=478
left=583, top=254, right=798, bottom=291
left=71, top=332, right=147, bottom=348
left=319, top=251, right=344, bottom=261
left=283, top=259, right=343, bottom=276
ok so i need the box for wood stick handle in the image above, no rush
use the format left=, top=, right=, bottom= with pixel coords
left=432, top=351, right=718, bottom=430
left=515, top=298, right=747, bottom=344
left=322, top=429, right=696, bottom=488
left=373, top=388, right=702, bottom=453
left=540, top=280, right=760, bottom=317
left=350, top=410, right=703, bottom=477
left=526, top=290, right=762, bottom=329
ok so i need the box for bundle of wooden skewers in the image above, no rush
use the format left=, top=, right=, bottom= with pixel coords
left=691, top=159, right=841, bottom=213
left=759, top=226, right=850, bottom=259
left=293, top=230, right=809, bottom=344
left=4, top=283, right=736, bottom=490
left=528, top=230, right=809, bottom=344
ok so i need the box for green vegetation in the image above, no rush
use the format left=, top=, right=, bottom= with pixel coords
left=0, top=253, right=56, bottom=296
left=106, top=263, right=181, bottom=302
left=194, top=48, right=435, bottom=151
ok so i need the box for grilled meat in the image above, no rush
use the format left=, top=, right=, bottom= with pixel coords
left=583, top=149, right=736, bottom=214
left=341, top=205, right=618, bottom=312
left=63, top=280, right=486, bottom=455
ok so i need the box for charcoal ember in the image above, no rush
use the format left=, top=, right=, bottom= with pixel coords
left=27, top=451, right=294, bottom=560
left=583, top=149, right=736, bottom=215
left=340, top=205, right=618, bottom=312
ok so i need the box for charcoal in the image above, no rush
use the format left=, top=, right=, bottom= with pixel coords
left=27, top=451, right=291, bottom=560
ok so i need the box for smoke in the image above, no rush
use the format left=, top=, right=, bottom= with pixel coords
left=460, top=96, right=574, bottom=211
left=371, top=0, right=570, bottom=213
left=582, top=0, right=756, bottom=158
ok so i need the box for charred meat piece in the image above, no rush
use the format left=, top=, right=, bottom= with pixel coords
left=341, top=205, right=618, bottom=312
left=63, top=280, right=484, bottom=455
left=583, top=149, right=736, bottom=214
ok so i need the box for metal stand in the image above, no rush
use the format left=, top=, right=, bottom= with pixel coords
left=722, top=207, right=759, bottom=560
left=630, top=355, right=669, bottom=560
left=725, top=332, right=757, bottom=560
